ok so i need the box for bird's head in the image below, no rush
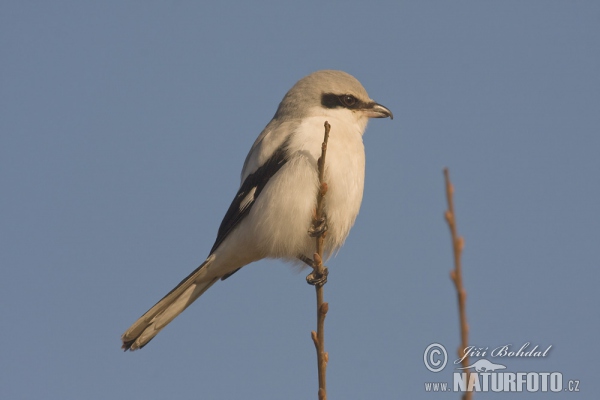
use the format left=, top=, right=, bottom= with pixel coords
left=274, top=70, right=393, bottom=128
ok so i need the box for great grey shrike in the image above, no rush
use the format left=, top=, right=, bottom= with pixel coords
left=121, top=70, right=393, bottom=350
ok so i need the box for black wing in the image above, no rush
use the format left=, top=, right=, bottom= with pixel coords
left=210, top=145, right=288, bottom=255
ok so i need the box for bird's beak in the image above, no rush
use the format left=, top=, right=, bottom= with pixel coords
left=363, top=102, right=393, bottom=120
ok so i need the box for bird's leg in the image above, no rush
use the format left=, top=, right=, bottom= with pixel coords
left=298, top=254, right=316, bottom=268
left=299, top=253, right=329, bottom=286
left=308, top=210, right=328, bottom=237
left=304, top=183, right=329, bottom=285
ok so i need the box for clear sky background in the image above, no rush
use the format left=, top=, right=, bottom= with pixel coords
left=1, top=1, right=598, bottom=399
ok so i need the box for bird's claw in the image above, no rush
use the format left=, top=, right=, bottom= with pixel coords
left=306, top=267, right=328, bottom=286
left=309, top=213, right=328, bottom=237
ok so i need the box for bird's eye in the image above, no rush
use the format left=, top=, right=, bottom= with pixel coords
left=339, top=95, right=357, bottom=107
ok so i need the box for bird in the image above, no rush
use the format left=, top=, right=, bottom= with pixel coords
left=121, top=70, right=393, bottom=351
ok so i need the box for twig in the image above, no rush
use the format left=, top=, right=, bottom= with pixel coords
left=443, top=168, right=472, bottom=400
left=309, top=121, right=331, bottom=400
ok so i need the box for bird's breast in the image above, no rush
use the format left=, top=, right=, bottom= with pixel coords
left=245, top=114, right=367, bottom=262
left=290, top=114, right=366, bottom=255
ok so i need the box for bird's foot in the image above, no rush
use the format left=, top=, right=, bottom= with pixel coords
left=309, top=211, right=328, bottom=237
left=306, top=266, right=328, bottom=286
left=298, top=252, right=328, bottom=286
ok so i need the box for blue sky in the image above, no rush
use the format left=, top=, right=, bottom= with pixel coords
left=1, top=1, right=598, bottom=399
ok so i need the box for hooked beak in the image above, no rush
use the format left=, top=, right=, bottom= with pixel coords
left=363, top=101, right=393, bottom=120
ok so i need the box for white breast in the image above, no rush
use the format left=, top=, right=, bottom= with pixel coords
left=280, top=110, right=367, bottom=259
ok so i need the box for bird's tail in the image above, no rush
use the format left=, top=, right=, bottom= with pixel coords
left=121, top=256, right=218, bottom=351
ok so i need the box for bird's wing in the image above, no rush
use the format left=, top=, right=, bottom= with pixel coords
left=210, top=143, right=288, bottom=254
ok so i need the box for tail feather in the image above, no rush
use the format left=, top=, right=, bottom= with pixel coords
left=121, top=256, right=218, bottom=351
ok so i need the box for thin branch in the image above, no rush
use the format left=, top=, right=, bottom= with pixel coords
left=308, top=121, right=331, bottom=400
left=443, top=168, right=472, bottom=400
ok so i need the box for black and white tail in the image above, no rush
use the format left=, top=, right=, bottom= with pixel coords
left=121, top=256, right=218, bottom=351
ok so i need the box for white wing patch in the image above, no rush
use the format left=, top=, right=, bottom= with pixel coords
left=239, top=186, right=257, bottom=212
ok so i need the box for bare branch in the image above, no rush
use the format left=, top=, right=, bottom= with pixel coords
left=308, top=121, right=331, bottom=400
left=443, top=168, right=472, bottom=400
